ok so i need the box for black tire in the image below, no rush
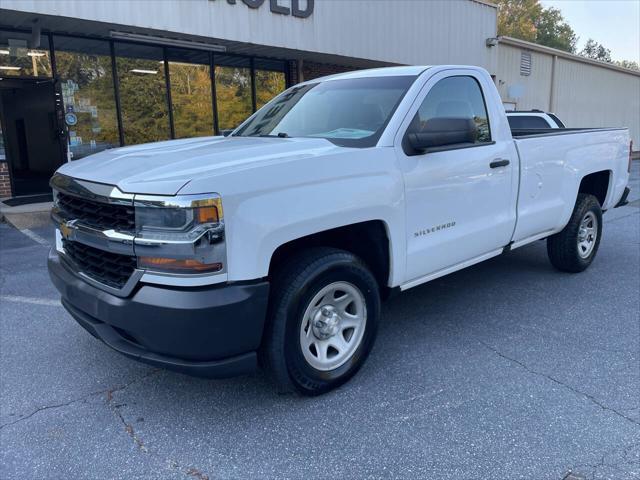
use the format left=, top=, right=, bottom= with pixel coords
left=261, top=247, right=381, bottom=396
left=547, top=193, right=603, bottom=273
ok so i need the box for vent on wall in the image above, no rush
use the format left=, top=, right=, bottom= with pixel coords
left=520, top=52, right=532, bottom=76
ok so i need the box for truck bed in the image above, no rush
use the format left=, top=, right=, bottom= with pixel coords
left=511, top=127, right=627, bottom=138
left=510, top=126, right=630, bottom=246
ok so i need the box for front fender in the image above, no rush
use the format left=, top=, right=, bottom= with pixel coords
left=219, top=151, right=405, bottom=286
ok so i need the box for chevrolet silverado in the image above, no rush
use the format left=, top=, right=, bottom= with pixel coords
left=48, top=66, right=632, bottom=395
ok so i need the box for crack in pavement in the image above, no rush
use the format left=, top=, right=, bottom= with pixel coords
left=110, top=403, right=149, bottom=453
left=104, top=369, right=163, bottom=454
left=479, top=341, right=640, bottom=428
left=565, top=441, right=640, bottom=480
left=2, top=367, right=211, bottom=479
left=104, top=371, right=212, bottom=480
left=0, top=396, right=97, bottom=430
left=185, top=467, right=210, bottom=480
left=0, top=369, right=160, bottom=430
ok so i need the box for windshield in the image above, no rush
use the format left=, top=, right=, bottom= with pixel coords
left=233, top=75, right=417, bottom=147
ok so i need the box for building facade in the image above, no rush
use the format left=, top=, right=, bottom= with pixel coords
left=0, top=0, right=498, bottom=198
left=0, top=0, right=637, bottom=199
left=495, top=36, right=640, bottom=146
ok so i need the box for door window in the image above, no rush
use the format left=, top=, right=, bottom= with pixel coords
left=409, top=76, right=491, bottom=143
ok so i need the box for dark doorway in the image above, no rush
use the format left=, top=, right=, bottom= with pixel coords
left=0, top=78, right=65, bottom=196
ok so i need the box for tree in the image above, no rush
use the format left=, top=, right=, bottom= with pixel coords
left=496, top=0, right=578, bottom=53
left=614, top=60, right=640, bottom=71
left=580, top=39, right=612, bottom=62
left=496, top=0, right=541, bottom=43
left=534, top=7, right=577, bottom=53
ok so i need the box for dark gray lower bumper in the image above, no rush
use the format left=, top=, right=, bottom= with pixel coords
left=48, top=249, right=269, bottom=378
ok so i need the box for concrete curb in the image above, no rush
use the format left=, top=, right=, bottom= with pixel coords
left=0, top=202, right=52, bottom=230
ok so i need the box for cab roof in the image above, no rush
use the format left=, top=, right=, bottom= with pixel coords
left=305, top=65, right=489, bottom=84
left=304, top=66, right=431, bottom=84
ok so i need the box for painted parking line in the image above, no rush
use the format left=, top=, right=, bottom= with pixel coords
left=20, top=229, right=50, bottom=246
left=0, top=295, right=61, bottom=307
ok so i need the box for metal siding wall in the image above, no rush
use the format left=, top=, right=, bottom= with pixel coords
left=0, top=0, right=498, bottom=68
left=496, top=43, right=639, bottom=146
left=496, top=44, right=552, bottom=110
left=554, top=57, right=640, bottom=145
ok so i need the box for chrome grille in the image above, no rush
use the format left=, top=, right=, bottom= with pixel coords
left=62, top=239, right=136, bottom=289
left=57, top=192, right=135, bottom=232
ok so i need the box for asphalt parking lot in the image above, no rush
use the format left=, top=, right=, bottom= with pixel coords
left=1, top=163, right=639, bottom=480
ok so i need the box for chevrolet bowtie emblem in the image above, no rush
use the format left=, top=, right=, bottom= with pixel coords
left=59, top=221, right=74, bottom=240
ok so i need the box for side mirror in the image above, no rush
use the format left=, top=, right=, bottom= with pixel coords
left=405, top=117, right=478, bottom=154
left=221, top=129, right=234, bottom=137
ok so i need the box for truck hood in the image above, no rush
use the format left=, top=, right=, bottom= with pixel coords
left=56, top=136, right=342, bottom=195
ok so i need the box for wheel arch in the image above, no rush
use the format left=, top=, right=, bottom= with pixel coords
left=267, top=220, right=393, bottom=296
left=578, top=169, right=612, bottom=207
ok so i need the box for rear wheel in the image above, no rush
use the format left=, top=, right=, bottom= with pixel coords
left=547, top=193, right=602, bottom=273
left=261, top=248, right=380, bottom=395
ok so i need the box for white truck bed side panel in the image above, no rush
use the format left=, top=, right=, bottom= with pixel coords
left=512, top=129, right=630, bottom=243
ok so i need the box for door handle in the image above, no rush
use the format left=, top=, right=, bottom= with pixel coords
left=490, top=159, right=510, bottom=168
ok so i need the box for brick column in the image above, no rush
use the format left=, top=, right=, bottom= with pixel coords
left=0, top=162, right=11, bottom=198
left=301, top=61, right=357, bottom=81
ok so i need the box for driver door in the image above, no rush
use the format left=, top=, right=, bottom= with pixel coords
left=396, top=70, right=518, bottom=286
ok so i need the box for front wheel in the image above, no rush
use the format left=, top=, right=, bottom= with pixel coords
left=547, top=193, right=603, bottom=273
left=261, top=248, right=380, bottom=395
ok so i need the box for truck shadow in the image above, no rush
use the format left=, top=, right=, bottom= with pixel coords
left=96, top=232, right=637, bottom=463
left=126, top=241, right=556, bottom=401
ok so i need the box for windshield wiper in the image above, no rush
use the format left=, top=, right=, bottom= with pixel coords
left=256, top=133, right=289, bottom=138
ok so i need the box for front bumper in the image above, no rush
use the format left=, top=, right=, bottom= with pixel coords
left=48, top=248, right=269, bottom=378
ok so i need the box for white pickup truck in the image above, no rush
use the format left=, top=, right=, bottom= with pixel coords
left=48, top=66, right=632, bottom=395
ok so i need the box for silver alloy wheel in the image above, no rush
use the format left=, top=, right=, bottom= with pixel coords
left=299, top=281, right=367, bottom=371
left=577, top=211, right=598, bottom=258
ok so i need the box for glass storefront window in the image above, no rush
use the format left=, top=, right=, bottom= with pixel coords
left=215, top=56, right=253, bottom=131
left=255, top=70, right=286, bottom=109
left=254, top=59, right=287, bottom=110
left=1, top=29, right=290, bottom=146
left=166, top=49, right=214, bottom=139
left=115, top=43, right=170, bottom=145
left=0, top=30, right=51, bottom=78
left=53, top=36, right=119, bottom=159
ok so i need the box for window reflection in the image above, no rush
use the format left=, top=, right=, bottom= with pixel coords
left=255, top=70, right=286, bottom=109
left=53, top=36, right=119, bottom=159
left=0, top=31, right=51, bottom=78
left=115, top=44, right=170, bottom=145
left=215, top=57, right=253, bottom=131
left=167, top=49, right=214, bottom=139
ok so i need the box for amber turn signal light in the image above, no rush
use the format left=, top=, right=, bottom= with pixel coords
left=138, top=256, right=223, bottom=273
left=196, top=206, right=219, bottom=224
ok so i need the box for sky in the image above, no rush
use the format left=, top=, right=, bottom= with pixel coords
left=540, top=0, right=640, bottom=62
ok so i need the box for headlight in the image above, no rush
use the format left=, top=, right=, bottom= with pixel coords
left=134, top=194, right=226, bottom=274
